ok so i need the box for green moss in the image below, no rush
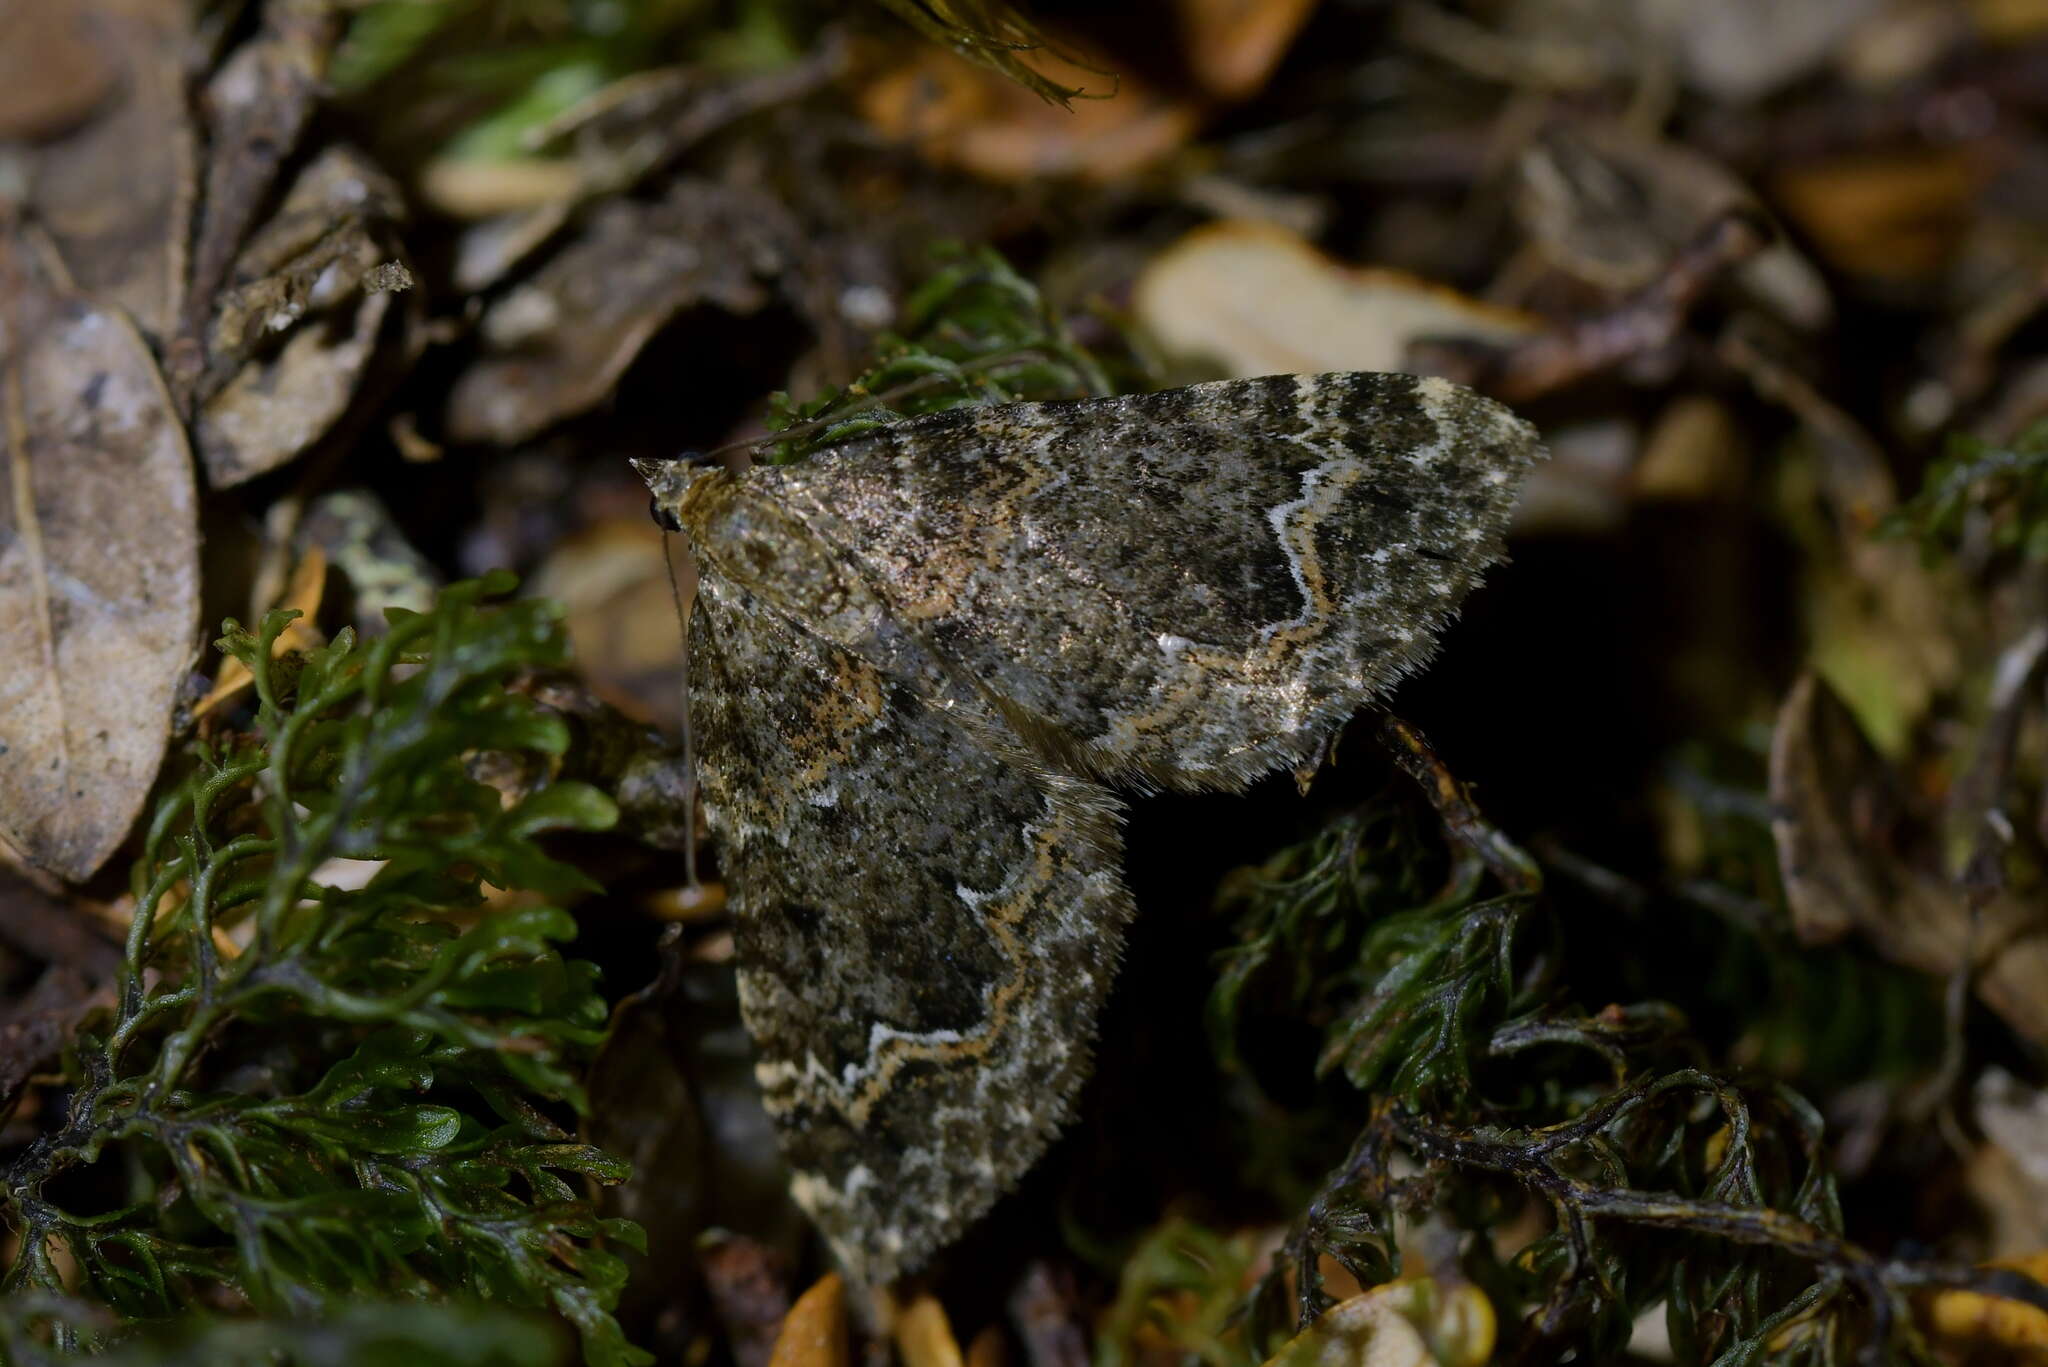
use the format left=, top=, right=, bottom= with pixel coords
left=0, top=576, right=646, bottom=1367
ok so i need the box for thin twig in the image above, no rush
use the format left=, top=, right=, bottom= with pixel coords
left=1377, top=714, right=1542, bottom=893
left=1411, top=207, right=1772, bottom=402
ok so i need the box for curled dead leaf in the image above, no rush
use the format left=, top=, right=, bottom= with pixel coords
left=447, top=181, right=797, bottom=446
left=1134, top=220, right=1537, bottom=380
left=1769, top=674, right=2048, bottom=1047
left=0, top=229, right=199, bottom=883
left=1516, top=123, right=1830, bottom=329
left=180, top=0, right=341, bottom=372
left=193, top=146, right=412, bottom=486
left=1767, top=673, right=1908, bottom=948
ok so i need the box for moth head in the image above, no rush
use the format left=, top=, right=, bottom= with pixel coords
left=632, top=453, right=715, bottom=534
left=679, top=476, right=873, bottom=628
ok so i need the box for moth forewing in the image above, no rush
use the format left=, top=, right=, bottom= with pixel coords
left=638, top=371, right=1542, bottom=1283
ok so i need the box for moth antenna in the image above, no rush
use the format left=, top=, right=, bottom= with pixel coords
left=659, top=530, right=702, bottom=891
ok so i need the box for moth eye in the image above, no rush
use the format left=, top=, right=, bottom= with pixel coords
left=647, top=496, right=683, bottom=533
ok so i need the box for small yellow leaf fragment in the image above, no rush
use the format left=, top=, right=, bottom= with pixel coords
left=768, top=1272, right=848, bottom=1367
left=895, top=1293, right=966, bottom=1367
left=192, top=546, right=328, bottom=722
left=646, top=882, right=728, bottom=922
left=1920, top=1253, right=2048, bottom=1362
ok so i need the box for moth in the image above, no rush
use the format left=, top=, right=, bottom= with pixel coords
left=637, top=371, right=1541, bottom=1284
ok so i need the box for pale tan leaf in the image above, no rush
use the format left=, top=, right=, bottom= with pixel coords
left=0, top=229, right=199, bottom=882
left=1134, top=221, right=1537, bottom=380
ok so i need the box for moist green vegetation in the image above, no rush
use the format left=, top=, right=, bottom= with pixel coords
left=1180, top=762, right=2035, bottom=1367
left=0, top=577, right=643, bottom=1367
left=761, top=243, right=1137, bottom=462
left=1881, top=417, right=2048, bottom=563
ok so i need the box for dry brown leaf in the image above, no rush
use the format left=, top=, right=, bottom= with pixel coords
left=527, top=515, right=683, bottom=729
left=767, top=1273, right=848, bottom=1367
left=1769, top=674, right=2048, bottom=1046
left=178, top=0, right=341, bottom=378
left=1773, top=150, right=1993, bottom=282
left=447, top=181, right=794, bottom=446
left=1767, top=673, right=1908, bottom=948
left=1516, top=124, right=1830, bottom=329
left=1179, top=0, right=1318, bottom=101
left=0, top=229, right=199, bottom=883
left=0, top=0, right=116, bottom=140
left=1258, top=1279, right=1494, bottom=1367
left=193, top=146, right=410, bottom=486
left=1135, top=220, right=1537, bottom=380
left=858, top=41, right=1197, bottom=184
left=895, top=1293, right=965, bottom=1367
left=24, top=0, right=194, bottom=342
left=190, top=546, right=327, bottom=724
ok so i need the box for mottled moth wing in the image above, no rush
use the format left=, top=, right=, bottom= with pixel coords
left=641, top=369, right=1542, bottom=1285
left=751, top=372, right=1541, bottom=789
left=686, top=569, right=1134, bottom=1285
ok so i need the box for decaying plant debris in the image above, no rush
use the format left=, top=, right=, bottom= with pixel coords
left=8, top=1, right=2048, bottom=1364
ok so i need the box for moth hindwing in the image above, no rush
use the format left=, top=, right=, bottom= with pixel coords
left=639, top=371, right=1543, bottom=1282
